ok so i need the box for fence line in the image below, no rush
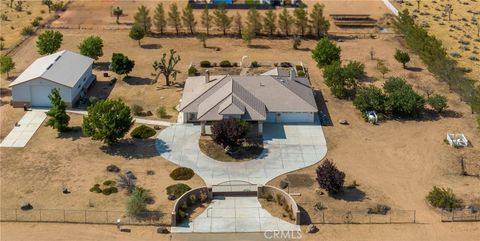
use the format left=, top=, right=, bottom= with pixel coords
left=298, top=208, right=416, bottom=224
left=0, top=209, right=167, bottom=226
left=441, top=210, right=480, bottom=222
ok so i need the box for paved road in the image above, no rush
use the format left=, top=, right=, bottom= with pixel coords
left=156, top=123, right=327, bottom=186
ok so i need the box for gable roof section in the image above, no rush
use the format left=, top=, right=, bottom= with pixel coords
left=9, top=50, right=94, bottom=88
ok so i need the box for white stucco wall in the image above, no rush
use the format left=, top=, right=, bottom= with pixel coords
left=12, top=78, right=72, bottom=106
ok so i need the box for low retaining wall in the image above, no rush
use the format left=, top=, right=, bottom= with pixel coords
left=171, top=186, right=212, bottom=226
left=257, top=185, right=301, bottom=225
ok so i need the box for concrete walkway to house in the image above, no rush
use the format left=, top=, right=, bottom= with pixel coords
left=0, top=110, right=46, bottom=148
left=172, top=196, right=300, bottom=233
left=155, top=123, right=327, bottom=186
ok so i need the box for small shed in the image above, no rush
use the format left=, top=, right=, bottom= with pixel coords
left=9, top=50, right=95, bottom=108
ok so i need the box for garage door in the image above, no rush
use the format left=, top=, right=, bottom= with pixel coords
left=31, top=85, right=53, bottom=107
left=278, top=112, right=314, bottom=123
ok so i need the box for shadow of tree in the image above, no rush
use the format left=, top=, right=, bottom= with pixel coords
left=248, top=44, right=271, bottom=49
left=298, top=205, right=313, bottom=225
left=100, top=138, right=159, bottom=159
left=406, top=66, right=423, bottom=72
left=57, top=126, right=83, bottom=140
left=141, top=43, right=162, bottom=49
left=93, top=62, right=110, bottom=71
left=330, top=187, right=366, bottom=202
left=124, top=76, right=154, bottom=85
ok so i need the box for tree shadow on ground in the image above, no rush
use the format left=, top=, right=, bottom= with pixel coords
left=93, top=62, right=110, bottom=71
left=296, top=47, right=311, bottom=52
left=124, top=76, right=154, bottom=85
left=298, top=205, right=313, bottom=225
left=314, top=90, right=333, bottom=126
left=406, top=66, right=423, bottom=72
left=359, top=75, right=378, bottom=83
left=86, top=79, right=116, bottom=100
left=206, top=46, right=222, bottom=51
left=248, top=44, right=271, bottom=49
left=57, top=126, right=83, bottom=141
left=330, top=187, right=366, bottom=202
left=141, top=43, right=162, bottom=49
left=100, top=138, right=159, bottom=159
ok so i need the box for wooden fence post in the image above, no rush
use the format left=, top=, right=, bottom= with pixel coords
left=106, top=211, right=108, bottom=223
left=63, top=209, right=66, bottom=222
left=322, top=212, right=325, bottom=224
left=15, top=209, right=17, bottom=221
left=413, top=210, right=416, bottom=223
left=84, top=210, right=87, bottom=223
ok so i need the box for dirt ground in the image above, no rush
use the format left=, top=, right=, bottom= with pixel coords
left=396, top=0, right=480, bottom=81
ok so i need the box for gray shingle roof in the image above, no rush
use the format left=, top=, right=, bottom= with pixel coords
left=9, top=50, right=94, bottom=88
left=179, top=68, right=318, bottom=121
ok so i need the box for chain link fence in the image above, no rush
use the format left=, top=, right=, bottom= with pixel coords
left=0, top=209, right=166, bottom=226
left=441, top=210, right=480, bottom=222
left=299, top=208, right=416, bottom=224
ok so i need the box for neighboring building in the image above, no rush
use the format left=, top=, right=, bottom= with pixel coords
left=9, top=50, right=95, bottom=108
left=178, top=68, right=318, bottom=134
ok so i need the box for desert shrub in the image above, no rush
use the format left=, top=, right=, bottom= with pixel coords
left=52, top=1, right=67, bottom=12
left=106, top=164, right=120, bottom=173
left=311, top=37, right=341, bottom=67
left=0, top=14, right=7, bottom=21
left=314, top=201, right=326, bottom=210
left=250, top=61, right=260, bottom=68
left=200, top=60, right=211, bottom=68
left=383, top=77, right=409, bottom=94
left=89, top=185, right=102, bottom=193
left=102, top=187, right=113, bottom=195
left=427, top=94, right=448, bottom=113
left=316, top=159, right=345, bottom=194
left=126, top=187, right=147, bottom=217
left=199, top=190, right=208, bottom=202
left=103, top=180, right=116, bottom=186
left=166, top=183, right=191, bottom=197
left=131, top=104, right=143, bottom=115
left=297, top=70, right=305, bottom=77
left=295, top=65, right=303, bottom=71
left=189, top=194, right=197, bottom=204
left=292, top=35, right=301, bottom=49
left=426, top=186, right=461, bottom=211
left=31, top=18, right=40, bottom=27
left=232, top=62, right=238, bottom=67
left=170, top=167, right=195, bottom=180
left=130, top=125, right=156, bottom=139
left=259, top=192, right=273, bottom=201
left=353, top=86, right=386, bottom=112
left=156, top=106, right=168, bottom=119
left=188, top=66, right=198, bottom=76
left=219, top=60, right=232, bottom=67
left=275, top=193, right=285, bottom=206
left=367, top=204, right=391, bottom=215
left=117, top=174, right=136, bottom=194
left=280, top=62, right=292, bottom=68
left=211, top=119, right=249, bottom=148
left=21, top=26, right=34, bottom=36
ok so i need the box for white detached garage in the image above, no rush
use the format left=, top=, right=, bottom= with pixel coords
left=9, top=50, right=95, bottom=108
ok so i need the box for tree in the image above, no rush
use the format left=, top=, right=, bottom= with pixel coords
left=383, top=77, right=408, bottom=94
left=246, top=8, right=262, bottom=36
left=112, top=6, right=123, bottom=24
left=394, top=49, right=410, bottom=68
left=292, top=35, right=301, bottom=50
left=182, top=4, right=196, bottom=35
left=353, top=86, right=386, bottom=112
left=168, top=3, right=182, bottom=35
left=152, top=49, right=181, bottom=86
left=311, top=37, right=341, bottom=68
left=0, top=55, right=15, bottom=78
left=213, top=4, right=232, bottom=36
left=42, top=0, right=53, bottom=13
left=36, top=30, right=63, bottom=55
left=78, top=36, right=103, bottom=60
left=196, top=33, right=208, bottom=48
left=263, top=8, right=277, bottom=36
left=129, top=24, right=145, bottom=46
left=426, top=186, right=461, bottom=211
left=427, top=94, right=448, bottom=113
left=45, top=88, right=70, bottom=132
left=153, top=3, right=167, bottom=35
left=310, top=3, right=329, bottom=39
left=201, top=5, right=212, bottom=35
left=376, top=60, right=390, bottom=78
left=323, top=61, right=364, bottom=98
left=126, top=187, right=147, bottom=217
left=82, top=99, right=134, bottom=145
left=293, top=5, right=308, bottom=36
left=111, top=53, right=135, bottom=77
left=233, top=12, right=243, bottom=37
left=134, top=5, right=151, bottom=34
left=242, top=25, right=254, bottom=47
left=444, top=4, right=453, bottom=21
left=211, top=119, right=249, bottom=149
left=316, top=159, right=345, bottom=194
left=278, top=7, right=293, bottom=36
left=384, top=78, right=425, bottom=117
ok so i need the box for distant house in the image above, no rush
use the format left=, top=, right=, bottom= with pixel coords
left=178, top=67, right=318, bottom=134
left=9, top=50, right=95, bottom=108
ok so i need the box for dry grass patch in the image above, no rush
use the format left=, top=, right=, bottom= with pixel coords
left=198, top=135, right=263, bottom=162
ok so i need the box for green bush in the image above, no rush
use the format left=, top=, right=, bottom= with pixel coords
left=170, top=167, right=195, bottom=180
left=89, top=186, right=102, bottom=193
left=126, top=187, right=147, bottom=217
left=311, top=37, right=341, bottom=68
left=200, top=60, right=211, bottom=68
left=385, top=86, right=425, bottom=117
left=297, top=70, right=305, bottom=77
left=102, top=187, right=113, bottom=195
left=31, top=18, right=40, bottom=27
left=295, top=65, right=303, bottom=71
left=166, top=183, right=191, bottom=197
left=188, top=66, right=198, bottom=76
left=250, top=61, right=260, bottom=68
left=427, top=94, right=448, bottom=113
left=383, top=77, right=409, bottom=94
left=131, top=104, right=143, bottom=115
left=21, top=26, right=34, bottom=36
left=103, top=180, right=116, bottom=186
left=130, top=125, right=156, bottom=139
left=353, top=86, right=386, bottom=112
left=426, top=186, right=461, bottom=211
left=156, top=106, right=168, bottom=119
left=219, top=60, right=232, bottom=67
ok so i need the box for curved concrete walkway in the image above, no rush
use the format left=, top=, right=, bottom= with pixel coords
left=155, top=123, right=327, bottom=186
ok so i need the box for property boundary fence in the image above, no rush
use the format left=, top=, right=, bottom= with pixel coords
left=441, top=210, right=480, bottom=222
left=0, top=209, right=167, bottom=226
left=298, top=208, right=416, bottom=224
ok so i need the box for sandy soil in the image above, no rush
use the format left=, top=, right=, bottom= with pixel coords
left=397, top=0, right=480, bottom=81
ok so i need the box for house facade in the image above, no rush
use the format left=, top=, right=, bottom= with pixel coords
left=178, top=67, right=318, bottom=134
left=9, top=50, right=95, bottom=108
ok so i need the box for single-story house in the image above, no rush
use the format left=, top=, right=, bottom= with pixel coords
left=9, top=50, right=95, bottom=108
left=178, top=67, right=318, bottom=134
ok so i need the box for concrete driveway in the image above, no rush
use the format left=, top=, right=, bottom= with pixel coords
left=171, top=196, right=300, bottom=233
left=0, top=111, right=46, bottom=148
left=156, top=123, right=327, bottom=185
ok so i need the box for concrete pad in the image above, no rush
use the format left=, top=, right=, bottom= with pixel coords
left=0, top=111, right=46, bottom=148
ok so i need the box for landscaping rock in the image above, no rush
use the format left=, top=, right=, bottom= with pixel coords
left=280, top=180, right=289, bottom=189
left=20, top=202, right=33, bottom=211
left=125, top=170, right=137, bottom=180
left=339, top=119, right=349, bottom=125
left=306, top=224, right=318, bottom=233
left=168, top=194, right=176, bottom=200
left=157, top=226, right=170, bottom=234
left=106, top=164, right=120, bottom=173
left=120, top=228, right=131, bottom=233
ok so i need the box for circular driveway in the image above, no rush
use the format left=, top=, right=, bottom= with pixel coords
left=156, top=123, right=327, bottom=186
